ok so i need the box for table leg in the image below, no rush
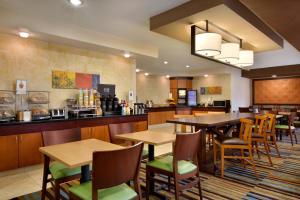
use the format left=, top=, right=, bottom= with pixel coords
left=148, top=144, right=155, bottom=193
left=80, top=165, right=90, bottom=183
left=198, top=128, right=207, bottom=166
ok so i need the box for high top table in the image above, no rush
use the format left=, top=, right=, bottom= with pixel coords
left=167, top=113, right=255, bottom=173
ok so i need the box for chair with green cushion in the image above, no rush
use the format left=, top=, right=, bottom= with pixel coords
left=275, top=113, right=298, bottom=145
left=108, top=123, right=148, bottom=159
left=146, top=131, right=202, bottom=200
left=69, top=142, right=144, bottom=200
left=41, top=129, right=82, bottom=200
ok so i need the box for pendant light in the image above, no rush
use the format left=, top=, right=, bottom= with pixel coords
left=215, top=43, right=240, bottom=64
left=195, top=33, right=222, bottom=57
left=238, top=50, right=254, bottom=67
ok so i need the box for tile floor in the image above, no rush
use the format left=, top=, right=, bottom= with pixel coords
left=0, top=124, right=175, bottom=200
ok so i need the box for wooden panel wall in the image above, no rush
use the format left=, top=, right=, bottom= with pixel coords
left=253, top=77, right=300, bottom=105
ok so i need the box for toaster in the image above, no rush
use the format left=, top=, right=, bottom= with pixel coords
left=50, top=109, right=65, bottom=119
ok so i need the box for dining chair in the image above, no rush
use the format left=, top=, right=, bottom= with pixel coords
left=213, top=118, right=258, bottom=178
left=252, top=115, right=273, bottom=166
left=41, top=128, right=82, bottom=200
left=69, top=142, right=144, bottom=200
left=146, top=131, right=202, bottom=200
left=275, top=112, right=298, bottom=145
left=108, top=122, right=148, bottom=158
left=265, top=113, right=281, bottom=157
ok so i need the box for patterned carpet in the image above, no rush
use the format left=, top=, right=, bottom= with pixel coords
left=13, top=132, right=300, bottom=200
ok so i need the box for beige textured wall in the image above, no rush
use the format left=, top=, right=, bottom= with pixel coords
left=136, top=74, right=170, bottom=105
left=0, top=33, right=136, bottom=108
left=193, top=74, right=231, bottom=104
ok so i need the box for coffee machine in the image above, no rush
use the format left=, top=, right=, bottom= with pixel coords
left=98, top=84, right=121, bottom=115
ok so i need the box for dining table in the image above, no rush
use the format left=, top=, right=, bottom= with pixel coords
left=39, top=139, right=123, bottom=198
left=167, top=112, right=255, bottom=173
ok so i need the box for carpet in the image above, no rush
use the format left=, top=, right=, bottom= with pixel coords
left=12, top=132, right=300, bottom=200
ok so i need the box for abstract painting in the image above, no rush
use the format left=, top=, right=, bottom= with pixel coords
left=52, top=70, right=75, bottom=89
left=200, top=86, right=222, bottom=95
left=52, top=70, right=100, bottom=89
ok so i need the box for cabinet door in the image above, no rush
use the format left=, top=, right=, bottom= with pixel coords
left=134, top=121, right=148, bottom=132
left=91, top=126, right=110, bottom=142
left=0, top=135, right=19, bottom=171
left=170, top=80, right=177, bottom=89
left=81, top=127, right=92, bottom=140
left=19, top=133, right=43, bottom=167
left=177, top=79, right=187, bottom=88
left=170, top=88, right=178, bottom=102
left=187, top=80, right=192, bottom=89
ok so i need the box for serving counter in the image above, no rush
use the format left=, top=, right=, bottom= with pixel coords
left=0, top=114, right=148, bottom=172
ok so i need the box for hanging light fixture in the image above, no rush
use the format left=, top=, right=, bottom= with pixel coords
left=195, top=33, right=222, bottom=57
left=238, top=50, right=253, bottom=67
left=214, top=43, right=240, bottom=64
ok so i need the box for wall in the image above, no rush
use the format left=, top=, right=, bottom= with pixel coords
left=192, top=74, right=231, bottom=104
left=136, top=74, right=170, bottom=105
left=0, top=33, right=136, bottom=108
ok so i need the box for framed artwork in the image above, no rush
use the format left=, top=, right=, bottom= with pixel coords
left=16, top=80, right=27, bottom=94
left=52, top=70, right=76, bottom=89
left=200, top=86, right=222, bottom=95
left=52, top=70, right=100, bottom=89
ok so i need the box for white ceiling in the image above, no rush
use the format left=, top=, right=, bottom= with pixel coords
left=0, top=0, right=240, bottom=76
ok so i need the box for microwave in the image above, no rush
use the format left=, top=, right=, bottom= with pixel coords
left=213, top=100, right=226, bottom=107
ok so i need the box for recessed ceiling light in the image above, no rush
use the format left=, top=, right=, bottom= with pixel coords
left=164, top=61, right=168, bottom=64
left=19, top=31, right=30, bottom=38
left=69, top=0, right=82, bottom=6
left=136, top=69, right=140, bottom=72
left=166, top=75, right=170, bottom=78
left=123, top=52, right=131, bottom=58
left=272, top=74, right=277, bottom=78
left=144, top=73, right=149, bottom=76
left=204, top=74, right=209, bottom=77
left=186, top=65, right=190, bottom=68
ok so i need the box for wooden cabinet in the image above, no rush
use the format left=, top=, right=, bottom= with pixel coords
left=148, top=111, right=175, bottom=125
left=19, top=133, right=43, bottom=167
left=170, top=88, right=178, bottom=102
left=187, top=80, right=192, bottom=89
left=170, top=79, right=177, bottom=89
left=134, top=121, right=148, bottom=132
left=91, top=126, right=110, bottom=142
left=0, top=135, right=19, bottom=171
left=81, top=127, right=92, bottom=140
left=177, top=79, right=187, bottom=88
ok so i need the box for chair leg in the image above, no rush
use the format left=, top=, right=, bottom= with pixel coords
left=248, top=149, right=258, bottom=179
left=241, top=149, right=245, bottom=168
left=145, top=169, right=151, bottom=200
left=255, top=142, right=260, bottom=158
left=54, top=181, right=60, bottom=200
left=213, top=142, right=217, bottom=166
left=272, top=135, right=281, bottom=158
left=221, top=146, right=225, bottom=178
left=41, top=155, right=50, bottom=200
left=174, top=177, right=180, bottom=200
left=168, top=176, right=171, bottom=191
left=264, top=141, right=273, bottom=166
left=289, top=130, right=294, bottom=146
left=198, top=175, right=203, bottom=200
left=294, top=131, right=298, bottom=144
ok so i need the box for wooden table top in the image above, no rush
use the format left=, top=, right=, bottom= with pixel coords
left=115, top=130, right=176, bottom=146
left=167, top=113, right=255, bottom=127
left=39, top=139, right=123, bottom=168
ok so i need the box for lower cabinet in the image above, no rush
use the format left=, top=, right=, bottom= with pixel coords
left=148, top=111, right=175, bottom=125
left=0, top=132, right=43, bottom=172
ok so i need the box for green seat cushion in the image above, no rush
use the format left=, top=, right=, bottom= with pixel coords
left=69, top=182, right=137, bottom=200
left=275, top=124, right=295, bottom=130
left=147, top=155, right=197, bottom=175
left=49, top=161, right=81, bottom=180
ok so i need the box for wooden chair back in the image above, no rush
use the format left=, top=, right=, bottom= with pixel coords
left=108, top=122, right=134, bottom=144
left=173, top=131, right=201, bottom=165
left=254, top=115, right=268, bottom=136
left=265, top=113, right=276, bottom=133
left=92, top=142, right=144, bottom=200
left=41, top=128, right=81, bottom=146
left=239, top=118, right=254, bottom=143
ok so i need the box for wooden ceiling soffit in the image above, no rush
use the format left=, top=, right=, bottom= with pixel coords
left=150, top=0, right=283, bottom=52
left=241, top=64, right=300, bottom=79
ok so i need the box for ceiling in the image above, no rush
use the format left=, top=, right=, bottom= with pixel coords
left=0, top=0, right=298, bottom=76
left=240, top=0, right=300, bottom=52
